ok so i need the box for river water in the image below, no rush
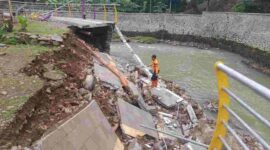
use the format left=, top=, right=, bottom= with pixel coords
left=110, top=42, right=270, bottom=142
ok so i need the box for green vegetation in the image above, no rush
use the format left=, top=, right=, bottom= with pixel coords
left=6, top=44, right=52, bottom=56
left=232, top=1, right=267, bottom=13
left=13, top=21, right=68, bottom=35
left=232, top=3, right=246, bottom=12
left=0, top=96, right=29, bottom=120
left=17, top=16, right=28, bottom=31
left=131, top=36, right=158, bottom=44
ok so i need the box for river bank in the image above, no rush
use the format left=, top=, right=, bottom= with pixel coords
left=116, top=33, right=270, bottom=76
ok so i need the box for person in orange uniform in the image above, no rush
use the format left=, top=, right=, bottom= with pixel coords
left=149, top=54, right=160, bottom=88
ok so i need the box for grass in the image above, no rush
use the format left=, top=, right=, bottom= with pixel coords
left=6, top=44, right=53, bottom=56
left=0, top=96, right=29, bottom=120
left=13, top=20, right=68, bottom=35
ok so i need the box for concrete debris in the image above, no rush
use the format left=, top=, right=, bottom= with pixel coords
left=0, top=52, right=7, bottom=56
left=128, top=81, right=140, bottom=97
left=83, top=75, right=95, bottom=91
left=128, top=139, right=142, bottom=150
left=137, top=94, right=156, bottom=114
left=117, top=98, right=158, bottom=138
left=51, top=35, right=63, bottom=42
left=163, top=117, right=171, bottom=125
left=157, top=121, right=183, bottom=140
left=0, top=43, right=6, bottom=47
left=144, top=144, right=152, bottom=149
left=140, top=77, right=151, bottom=85
left=186, top=105, right=198, bottom=124
left=43, top=70, right=67, bottom=81
left=79, top=88, right=89, bottom=96
left=158, top=112, right=173, bottom=118
left=185, top=143, right=207, bottom=150
left=0, top=91, right=8, bottom=95
left=153, top=141, right=163, bottom=150
left=151, top=87, right=184, bottom=108
left=94, top=63, right=121, bottom=89
left=203, top=101, right=218, bottom=112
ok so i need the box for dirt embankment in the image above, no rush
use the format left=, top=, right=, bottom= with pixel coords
left=0, top=33, right=95, bottom=148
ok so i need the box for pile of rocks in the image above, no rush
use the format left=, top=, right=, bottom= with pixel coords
left=15, top=32, right=64, bottom=46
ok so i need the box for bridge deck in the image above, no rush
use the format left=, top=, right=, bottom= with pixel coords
left=50, top=16, right=114, bottom=29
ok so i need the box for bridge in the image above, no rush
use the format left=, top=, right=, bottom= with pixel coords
left=1, top=1, right=270, bottom=150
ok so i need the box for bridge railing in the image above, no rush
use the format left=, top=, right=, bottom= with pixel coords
left=0, top=1, right=119, bottom=23
left=209, top=61, right=270, bottom=150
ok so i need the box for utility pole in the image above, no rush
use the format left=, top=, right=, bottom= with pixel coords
left=169, top=0, right=172, bottom=13
left=150, top=0, right=152, bottom=13
left=7, top=0, right=13, bottom=21
left=81, top=0, right=86, bottom=19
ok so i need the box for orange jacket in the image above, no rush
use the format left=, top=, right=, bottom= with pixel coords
left=151, top=59, right=160, bottom=74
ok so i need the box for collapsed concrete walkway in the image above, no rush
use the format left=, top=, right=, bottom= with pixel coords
left=34, top=101, right=123, bottom=150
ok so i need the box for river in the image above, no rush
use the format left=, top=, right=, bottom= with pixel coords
left=110, top=42, right=270, bottom=142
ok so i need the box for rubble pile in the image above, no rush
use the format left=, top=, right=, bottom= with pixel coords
left=0, top=32, right=263, bottom=149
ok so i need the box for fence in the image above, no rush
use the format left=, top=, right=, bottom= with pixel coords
left=209, top=61, right=270, bottom=150
left=0, top=1, right=119, bottom=23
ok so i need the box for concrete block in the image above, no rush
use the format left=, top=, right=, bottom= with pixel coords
left=186, top=104, right=198, bottom=124
left=118, top=99, right=158, bottom=138
left=151, top=87, right=183, bottom=108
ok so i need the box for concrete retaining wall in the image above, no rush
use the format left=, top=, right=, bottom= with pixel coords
left=117, top=12, right=270, bottom=52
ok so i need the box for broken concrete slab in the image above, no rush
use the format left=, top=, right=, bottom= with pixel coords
left=117, top=98, right=158, bottom=138
left=187, top=104, right=198, bottom=124
left=94, top=62, right=121, bottom=89
left=34, top=101, right=124, bottom=150
left=137, top=94, right=156, bottom=114
left=128, top=81, right=140, bottom=97
left=151, top=87, right=184, bottom=108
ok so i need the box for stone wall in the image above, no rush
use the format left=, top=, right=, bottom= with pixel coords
left=117, top=12, right=270, bottom=52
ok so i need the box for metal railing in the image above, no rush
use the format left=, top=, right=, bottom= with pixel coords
left=0, top=1, right=119, bottom=23
left=209, top=61, right=270, bottom=150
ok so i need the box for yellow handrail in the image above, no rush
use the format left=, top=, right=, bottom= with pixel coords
left=208, top=61, right=230, bottom=150
left=103, top=5, right=107, bottom=21
left=67, top=3, right=72, bottom=17
left=114, top=4, right=118, bottom=24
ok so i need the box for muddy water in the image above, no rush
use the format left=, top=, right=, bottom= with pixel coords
left=111, top=42, right=270, bottom=142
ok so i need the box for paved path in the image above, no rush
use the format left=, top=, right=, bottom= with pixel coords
left=50, top=16, right=114, bottom=28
